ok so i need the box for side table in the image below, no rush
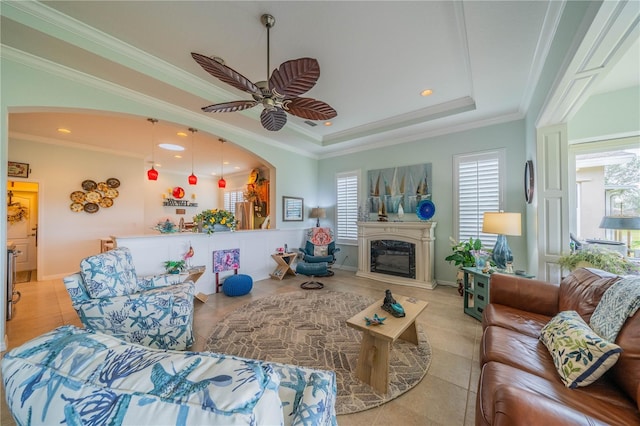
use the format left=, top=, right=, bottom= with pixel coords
left=270, top=252, right=297, bottom=280
left=462, top=267, right=534, bottom=320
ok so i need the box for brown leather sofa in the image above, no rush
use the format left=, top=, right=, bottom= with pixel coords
left=476, top=268, right=640, bottom=425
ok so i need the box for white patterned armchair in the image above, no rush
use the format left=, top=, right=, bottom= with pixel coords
left=63, top=247, right=195, bottom=350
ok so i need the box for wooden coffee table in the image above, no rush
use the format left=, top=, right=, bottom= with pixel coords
left=346, top=294, right=428, bottom=393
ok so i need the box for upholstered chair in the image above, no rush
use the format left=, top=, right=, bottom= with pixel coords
left=298, top=227, right=341, bottom=264
left=63, top=247, right=195, bottom=350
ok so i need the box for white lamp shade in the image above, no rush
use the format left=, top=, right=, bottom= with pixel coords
left=482, top=212, right=522, bottom=236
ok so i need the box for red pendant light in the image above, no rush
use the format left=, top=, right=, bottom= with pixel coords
left=218, top=138, right=226, bottom=188
left=146, top=118, right=159, bottom=180
left=188, top=127, right=198, bottom=185
left=147, top=167, right=159, bottom=181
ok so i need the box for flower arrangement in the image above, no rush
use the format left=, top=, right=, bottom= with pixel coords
left=193, top=209, right=236, bottom=234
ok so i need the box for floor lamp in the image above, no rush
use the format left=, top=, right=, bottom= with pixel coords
left=599, top=216, right=640, bottom=257
left=482, top=212, right=522, bottom=271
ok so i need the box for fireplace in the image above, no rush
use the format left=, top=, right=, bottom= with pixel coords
left=371, top=240, right=416, bottom=279
left=357, top=221, right=436, bottom=289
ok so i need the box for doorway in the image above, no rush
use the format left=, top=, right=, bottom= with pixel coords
left=6, top=181, right=39, bottom=281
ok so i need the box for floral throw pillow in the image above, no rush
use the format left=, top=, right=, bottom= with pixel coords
left=539, top=310, right=622, bottom=388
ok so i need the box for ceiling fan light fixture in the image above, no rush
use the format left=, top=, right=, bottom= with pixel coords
left=191, top=13, right=336, bottom=132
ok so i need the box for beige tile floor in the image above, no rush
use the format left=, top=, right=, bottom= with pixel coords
left=1, top=269, right=482, bottom=425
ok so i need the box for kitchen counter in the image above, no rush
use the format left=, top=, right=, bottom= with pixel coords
left=114, top=228, right=305, bottom=295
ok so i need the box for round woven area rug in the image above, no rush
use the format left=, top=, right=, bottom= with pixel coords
left=204, top=290, right=432, bottom=414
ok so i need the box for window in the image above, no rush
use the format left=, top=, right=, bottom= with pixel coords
left=336, top=171, right=359, bottom=244
left=453, top=150, right=505, bottom=247
left=223, top=189, right=244, bottom=215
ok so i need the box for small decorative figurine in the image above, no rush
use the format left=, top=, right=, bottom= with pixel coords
left=381, top=289, right=405, bottom=317
left=365, top=313, right=386, bottom=326
left=183, top=243, right=194, bottom=267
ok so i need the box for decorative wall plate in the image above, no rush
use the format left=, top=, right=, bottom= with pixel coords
left=84, top=203, right=99, bottom=213
left=85, top=191, right=102, bottom=203
left=106, top=178, right=120, bottom=188
left=70, top=191, right=86, bottom=203
left=104, top=188, right=119, bottom=198
left=416, top=199, right=436, bottom=220
left=97, top=182, right=109, bottom=192
left=82, top=180, right=97, bottom=191
left=70, top=202, right=84, bottom=212
left=99, top=197, right=114, bottom=208
left=172, top=187, right=185, bottom=199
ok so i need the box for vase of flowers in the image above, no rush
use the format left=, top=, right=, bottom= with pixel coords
left=193, top=209, right=236, bottom=234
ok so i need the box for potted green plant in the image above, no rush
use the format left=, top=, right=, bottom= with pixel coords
left=557, top=247, right=639, bottom=275
left=164, top=260, right=186, bottom=274
left=445, top=237, right=487, bottom=296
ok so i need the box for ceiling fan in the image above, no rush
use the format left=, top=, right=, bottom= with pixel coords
left=191, top=13, right=337, bottom=131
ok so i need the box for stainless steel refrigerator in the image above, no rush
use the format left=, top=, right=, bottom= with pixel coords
left=235, top=201, right=255, bottom=230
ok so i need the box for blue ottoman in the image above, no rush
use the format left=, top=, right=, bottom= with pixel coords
left=222, top=274, right=253, bottom=297
left=296, top=262, right=328, bottom=277
left=296, top=262, right=333, bottom=289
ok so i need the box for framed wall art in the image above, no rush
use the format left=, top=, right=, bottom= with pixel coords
left=8, top=162, right=30, bottom=178
left=367, top=162, right=432, bottom=215
left=282, top=196, right=304, bottom=221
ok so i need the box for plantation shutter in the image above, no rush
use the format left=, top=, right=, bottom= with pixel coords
left=223, top=190, right=244, bottom=215
left=454, top=151, right=504, bottom=247
left=336, top=171, right=359, bottom=243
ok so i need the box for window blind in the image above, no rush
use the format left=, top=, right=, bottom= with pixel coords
left=454, top=152, right=503, bottom=247
left=336, top=171, right=359, bottom=243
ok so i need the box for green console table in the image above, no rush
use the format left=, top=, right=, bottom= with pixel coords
left=462, top=267, right=534, bottom=321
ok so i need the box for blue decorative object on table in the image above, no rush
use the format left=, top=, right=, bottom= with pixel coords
left=222, top=274, right=253, bottom=296
left=153, top=219, right=178, bottom=233
left=381, top=289, right=405, bottom=318
left=416, top=199, right=435, bottom=220
left=365, top=313, right=386, bottom=326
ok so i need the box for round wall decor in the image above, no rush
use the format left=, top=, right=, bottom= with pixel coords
left=524, top=160, right=534, bottom=204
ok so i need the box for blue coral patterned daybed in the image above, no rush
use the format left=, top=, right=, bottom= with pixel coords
left=2, top=325, right=338, bottom=425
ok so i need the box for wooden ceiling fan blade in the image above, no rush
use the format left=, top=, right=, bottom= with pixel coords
left=202, top=100, right=258, bottom=113
left=192, top=52, right=261, bottom=96
left=285, top=98, right=337, bottom=120
left=260, top=108, right=287, bottom=131
left=269, top=58, right=320, bottom=97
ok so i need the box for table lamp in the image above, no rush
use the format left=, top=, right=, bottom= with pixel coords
left=599, top=216, right=640, bottom=256
left=482, top=212, right=522, bottom=270
left=309, top=207, right=326, bottom=227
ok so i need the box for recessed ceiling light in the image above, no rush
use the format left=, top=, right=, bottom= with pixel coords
left=421, top=89, right=433, bottom=97
left=176, top=132, right=188, bottom=137
left=158, top=143, right=185, bottom=151
left=234, top=166, right=240, bottom=170
left=223, top=161, right=229, bottom=165
left=57, top=128, right=71, bottom=134
left=324, top=121, right=332, bottom=126
left=174, top=155, right=182, bottom=159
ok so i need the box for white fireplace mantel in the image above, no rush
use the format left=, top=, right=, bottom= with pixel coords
left=356, top=221, right=437, bottom=289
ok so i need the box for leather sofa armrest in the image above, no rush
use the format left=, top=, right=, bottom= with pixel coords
left=489, top=386, right=611, bottom=426
left=490, top=274, right=559, bottom=316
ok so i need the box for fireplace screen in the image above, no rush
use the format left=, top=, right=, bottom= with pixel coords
left=370, top=240, right=416, bottom=279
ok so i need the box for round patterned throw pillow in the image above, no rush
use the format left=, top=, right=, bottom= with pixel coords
left=223, top=274, right=253, bottom=297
